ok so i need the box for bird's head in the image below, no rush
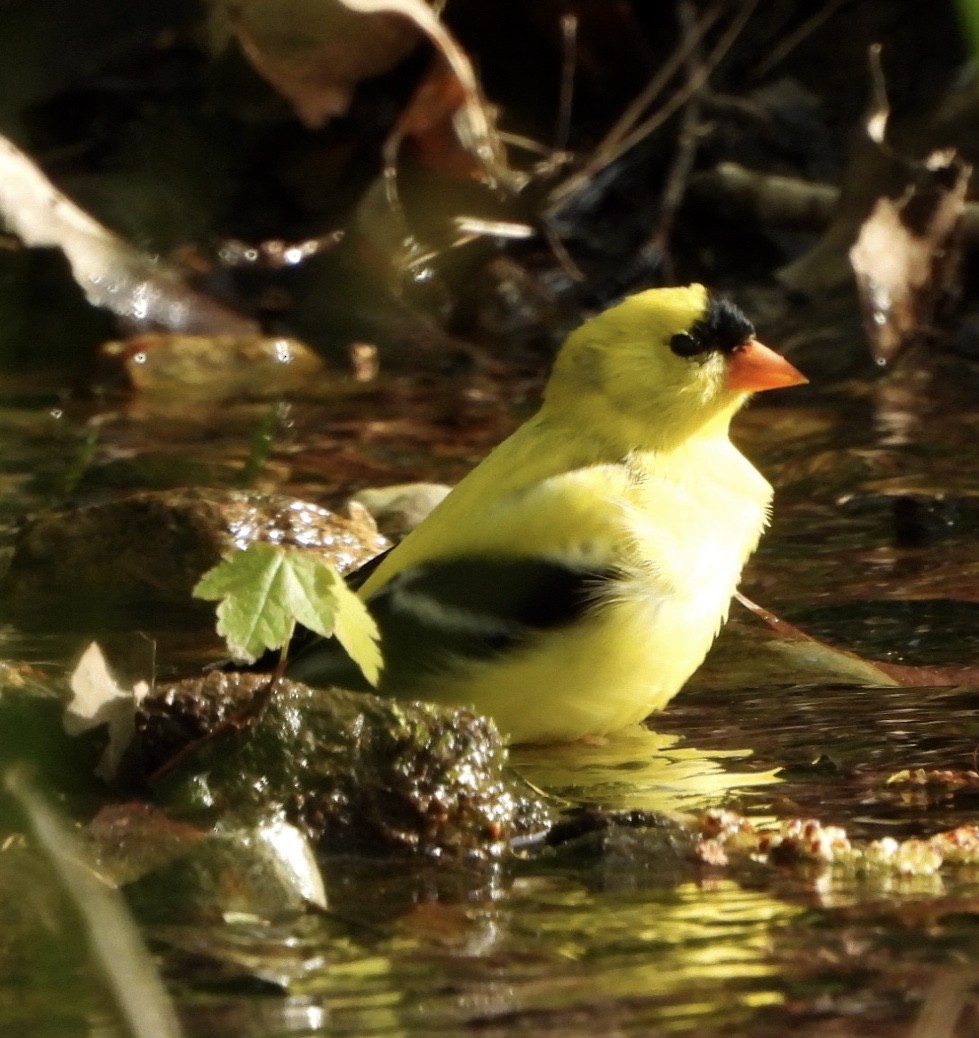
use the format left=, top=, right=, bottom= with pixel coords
left=543, top=284, right=805, bottom=450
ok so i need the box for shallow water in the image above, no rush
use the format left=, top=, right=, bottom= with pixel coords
left=5, top=355, right=979, bottom=1037
left=148, top=672, right=979, bottom=1038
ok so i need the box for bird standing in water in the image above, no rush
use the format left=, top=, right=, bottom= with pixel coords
left=287, top=284, right=806, bottom=742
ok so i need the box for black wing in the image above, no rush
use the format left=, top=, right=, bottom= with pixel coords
left=285, top=554, right=616, bottom=692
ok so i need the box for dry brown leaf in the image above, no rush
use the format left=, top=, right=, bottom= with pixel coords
left=393, top=60, right=486, bottom=180
left=779, top=46, right=969, bottom=359
left=215, top=0, right=424, bottom=128
left=342, top=0, right=525, bottom=194
left=849, top=148, right=970, bottom=366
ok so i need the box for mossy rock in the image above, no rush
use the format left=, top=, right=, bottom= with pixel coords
left=140, top=671, right=537, bottom=859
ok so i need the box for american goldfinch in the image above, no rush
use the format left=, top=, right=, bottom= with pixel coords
left=287, top=284, right=805, bottom=743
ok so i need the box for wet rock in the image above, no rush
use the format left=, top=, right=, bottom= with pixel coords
left=117, top=813, right=327, bottom=924
left=140, top=671, right=531, bottom=859
left=85, top=803, right=209, bottom=883
left=0, top=489, right=388, bottom=630
left=99, top=333, right=326, bottom=402
left=838, top=490, right=979, bottom=547
left=539, top=808, right=696, bottom=889
left=351, top=482, right=450, bottom=537
left=890, top=493, right=976, bottom=547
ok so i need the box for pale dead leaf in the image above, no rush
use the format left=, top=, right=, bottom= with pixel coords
left=779, top=44, right=970, bottom=308
left=339, top=0, right=525, bottom=193
left=65, top=643, right=150, bottom=782
left=0, top=135, right=256, bottom=335
left=849, top=150, right=969, bottom=365
left=847, top=49, right=969, bottom=364
left=208, top=0, right=423, bottom=128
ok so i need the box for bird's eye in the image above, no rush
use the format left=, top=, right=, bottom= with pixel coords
left=669, top=332, right=703, bottom=358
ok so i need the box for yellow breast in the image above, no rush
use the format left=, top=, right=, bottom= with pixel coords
left=382, top=433, right=771, bottom=743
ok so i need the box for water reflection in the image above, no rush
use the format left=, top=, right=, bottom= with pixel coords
left=512, top=723, right=780, bottom=815
left=167, top=873, right=800, bottom=1037
left=7, top=360, right=979, bottom=1037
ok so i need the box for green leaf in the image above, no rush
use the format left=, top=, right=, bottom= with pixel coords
left=193, top=543, right=381, bottom=686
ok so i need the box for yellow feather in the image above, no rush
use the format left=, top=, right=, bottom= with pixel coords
left=311, top=284, right=792, bottom=742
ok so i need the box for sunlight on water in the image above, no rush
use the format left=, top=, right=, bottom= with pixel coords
left=512, top=723, right=781, bottom=814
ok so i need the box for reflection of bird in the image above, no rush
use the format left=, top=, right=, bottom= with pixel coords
left=287, top=284, right=806, bottom=743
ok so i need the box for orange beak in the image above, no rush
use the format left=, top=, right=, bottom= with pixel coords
left=725, top=338, right=807, bottom=392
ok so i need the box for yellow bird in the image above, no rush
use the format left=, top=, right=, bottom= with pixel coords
left=287, top=284, right=806, bottom=743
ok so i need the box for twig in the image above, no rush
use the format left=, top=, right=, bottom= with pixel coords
left=613, top=0, right=758, bottom=162
left=597, top=3, right=722, bottom=163
left=543, top=222, right=587, bottom=282
left=555, top=14, right=578, bottom=152
left=650, top=0, right=707, bottom=279
left=547, top=1, right=722, bottom=210
left=754, top=0, right=851, bottom=78
left=865, top=42, right=891, bottom=146
left=734, top=591, right=815, bottom=642
left=549, top=0, right=758, bottom=212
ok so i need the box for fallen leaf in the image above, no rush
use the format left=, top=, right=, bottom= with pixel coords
left=64, top=643, right=150, bottom=783
left=210, top=0, right=424, bottom=127
left=0, top=135, right=256, bottom=335
left=849, top=148, right=969, bottom=365
left=343, top=0, right=525, bottom=193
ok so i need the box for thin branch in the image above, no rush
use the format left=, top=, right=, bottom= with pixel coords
left=613, top=0, right=758, bottom=161
left=548, top=0, right=757, bottom=211
left=555, top=13, right=578, bottom=152
left=547, top=2, right=721, bottom=210
left=650, top=0, right=707, bottom=280
left=754, top=0, right=851, bottom=78
left=543, top=222, right=587, bottom=282
left=598, top=2, right=723, bottom=160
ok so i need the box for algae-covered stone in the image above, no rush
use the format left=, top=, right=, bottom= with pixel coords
left=0, top=489, right=388, bottom=630
left=139, top=671, right=521, bottom=859
left=121, top=816, right=327, bottom=924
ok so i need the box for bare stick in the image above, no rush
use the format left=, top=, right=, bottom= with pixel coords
left=555, top=14, right=578, bottom=152
left=613, top=0, right=758, bottom=161
left=597, top=3, right=722, bottom=161
left=549, top=0, right=756, bottom=211
left=754, top=0, right=851, bottom=78
left=650, top=0, right=706, bottom=279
